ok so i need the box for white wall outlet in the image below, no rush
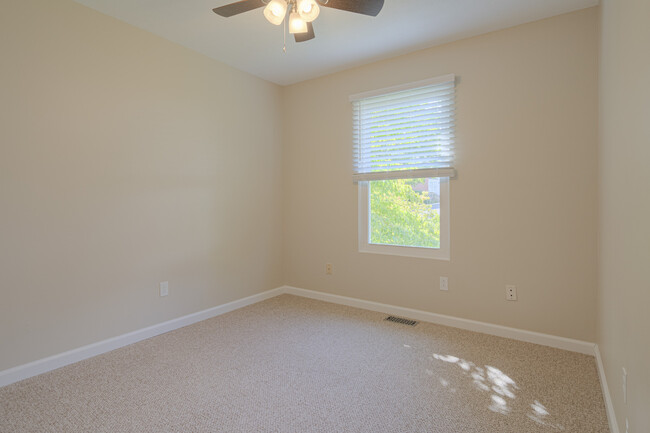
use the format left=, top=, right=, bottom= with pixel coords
left=506, top=285, right=517, bottom=301
left=625, top=418, right=629, bottom=433
left=440, top=277, right=448, bottom=291
left=623, top=367, right=628, bottom=404
left=325, top=263, right=332, bottom=275
left=159, top=281, right=169, bottom=297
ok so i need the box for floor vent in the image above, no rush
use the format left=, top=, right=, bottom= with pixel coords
left=385, top=316, right=418, bottom=326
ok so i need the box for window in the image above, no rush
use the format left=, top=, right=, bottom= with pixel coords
left=351, top=75, right=456, bottom=260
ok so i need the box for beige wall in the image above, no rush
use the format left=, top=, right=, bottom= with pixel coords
left=0, top=1, right=608, bottom=379
left=598, top=0, right=650, bottom=431
left=0, top=0, right=283, bottom=371
left=282, top=8, right=599, bottom=342
left=3, top=1, right=646, bottom=426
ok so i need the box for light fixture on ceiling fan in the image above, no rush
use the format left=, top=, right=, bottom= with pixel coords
left=212, top=0, right=384, bottom=43
left=263, top=0, right=318, bottom=33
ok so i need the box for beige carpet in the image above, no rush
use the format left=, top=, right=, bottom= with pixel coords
left=0, top=295, right=609, bottom=432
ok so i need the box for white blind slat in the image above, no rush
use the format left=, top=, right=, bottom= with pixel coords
left=353, top=103, right=455, bottom=120
left=352, top=75, right=456, bottom=180
left=356, top=89, right=455, bottom=112
left=353, top=168, right=457, bottom=182
left=355, top=123, right=455, bottom=137
left=353, top=143, right=454, bottom=156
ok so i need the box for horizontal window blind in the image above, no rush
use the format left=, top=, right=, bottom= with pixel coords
left=351, top=74, right=456, bottom=182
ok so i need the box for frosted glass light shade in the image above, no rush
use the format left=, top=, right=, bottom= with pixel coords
left=263, top=0, right=288, bottom=25
left=288, top=12, right=308, bottom=34
left=297, top=0, right=320, bottom=22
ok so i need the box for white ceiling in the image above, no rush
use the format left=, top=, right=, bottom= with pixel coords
left=73, top=0, right=598, bottom=85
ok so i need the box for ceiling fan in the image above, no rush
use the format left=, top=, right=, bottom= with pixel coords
left=212, top=0, right=384, bottom=43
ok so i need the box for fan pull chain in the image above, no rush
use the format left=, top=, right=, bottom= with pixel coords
left=283, top=15, right=287, bottom=53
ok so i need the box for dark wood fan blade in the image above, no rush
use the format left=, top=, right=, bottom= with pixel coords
left=319, top=0, right=384, bottom=16
left=213, top=0, right=265, bottom=17
left=294, top=22, right=315, bottom=43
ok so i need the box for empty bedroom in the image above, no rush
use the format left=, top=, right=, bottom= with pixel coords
left=0, top=0, right=647, bottom=432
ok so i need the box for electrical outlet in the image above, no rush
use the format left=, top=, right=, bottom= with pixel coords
left=505, top=285, right=517, bottom=301
left=440, top=277, right=448, bottom=291
left=625, top=418, right=629, bottom=433
left=159, top=281, right=169, bottom=297
left=326, top=263, right=332, bottom=275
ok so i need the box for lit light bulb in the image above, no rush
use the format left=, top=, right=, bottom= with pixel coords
left=289, top=11, right=308, bottom=34
left=297, top=0, right=320, bottom=22
left=263, top=0, right=288, bottom=25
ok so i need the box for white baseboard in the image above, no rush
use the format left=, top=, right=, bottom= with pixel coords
left=0, top=284, right=599, bottom=390
left=594, top=345, right=619, bottom=433
left=281, top=286, right=596, bottom=355
left=0, top=287, right=284, bottom=388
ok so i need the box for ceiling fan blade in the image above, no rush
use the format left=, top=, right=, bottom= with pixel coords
left=294, top=22, right=315, bottom=43
left=319, top=0, right=384, bottom=16
left=213, top=0, right=265, bottom=17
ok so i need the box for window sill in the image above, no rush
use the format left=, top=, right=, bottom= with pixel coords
left=359, top=244, right=450, bottom=260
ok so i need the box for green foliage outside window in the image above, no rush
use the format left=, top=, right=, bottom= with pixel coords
left=369, top=178, right=440, bottom=248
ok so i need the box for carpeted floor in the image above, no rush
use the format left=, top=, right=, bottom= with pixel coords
left=0, top=294, right=609, bottom=432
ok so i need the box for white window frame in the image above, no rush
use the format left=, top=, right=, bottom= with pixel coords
left=351, top=74, right=456, bottom=261
left=358, top=177, right=450, bottom=260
